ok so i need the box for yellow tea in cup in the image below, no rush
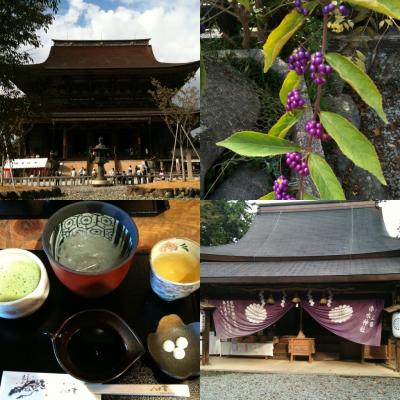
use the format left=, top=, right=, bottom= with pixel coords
left=152, top=252, right=199, bottom=283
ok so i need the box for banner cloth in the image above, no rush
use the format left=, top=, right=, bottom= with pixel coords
left=211, top=292, right=384, bottom=346
left=210, top=292, right=293, bottom=339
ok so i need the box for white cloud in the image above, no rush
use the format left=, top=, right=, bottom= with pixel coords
left=26, top=0, right=199, bottom=64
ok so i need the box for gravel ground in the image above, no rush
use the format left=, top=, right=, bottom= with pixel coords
left=47, top=185, right=135, bottom=200
left=201, top=372, right=400, bottom=400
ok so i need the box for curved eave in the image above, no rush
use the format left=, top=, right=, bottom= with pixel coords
left=14, top=60, right=199, bottom=73
left=201, top=274, right=400, bottom=284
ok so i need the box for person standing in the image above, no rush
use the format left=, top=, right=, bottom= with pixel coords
left=127, top=165, right=133, bottom=185
left=136, top=165, right=142, bottom=184
left=142, top=164, right=148, bottom=184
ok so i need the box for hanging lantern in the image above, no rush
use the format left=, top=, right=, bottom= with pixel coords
left=392, top=312, right=400, bottom=338
left=267, top=293, right=275, bottom=305
left=320, top=294, right=328, bottom=306
left=292, top=293, right=301, bottom=308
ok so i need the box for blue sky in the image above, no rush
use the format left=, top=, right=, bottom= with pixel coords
left=29, top=0, right=199, bottom=64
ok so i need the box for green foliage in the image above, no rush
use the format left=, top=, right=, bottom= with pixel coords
left=319, top=112, right=386, bottom=185
left=346, top=0, right=400, bottom=20
left=237, top=0, right=250, bottom=11
left=279, top=71, right=302, bottom=106
left=0, top=1, right=59, bottom=163
left=217, top=131, right=301, bottom=157
left=201, top=201, right=254, bottom=246
left=308, top=153, right=346, bottom=200
left=325, top=53, right=388, bottom=123
left=259, top=191, right=275, bottom=200
left=268, top=111, right=305, bottom=138
left=0, top=1, right=59, bottom=90
left=263, top=8, right=308, bottom=73
left=214, top=1, right=391, bottom=200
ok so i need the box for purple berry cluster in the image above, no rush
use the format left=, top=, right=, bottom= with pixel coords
left=310, top=52, right=332, bottom=86
left=294, top=0, right=309, bottom=15
left=288, top=48, right=311, bottom=76
left=273, top=176, right=296, bottom=200
left=285, top=152, right=309, bottom=176
left=339, top=4, right=350, bottom=16
left=322, top=2, right=336, bottom=14
left=286, top=89, right=305, bottom=112
left=305, top=119, right=331, bottom=141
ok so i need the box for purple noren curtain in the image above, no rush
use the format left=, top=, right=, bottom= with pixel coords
left=210, top=292, right=293, bottom=339
left=302, top=297, right=384, bottom=346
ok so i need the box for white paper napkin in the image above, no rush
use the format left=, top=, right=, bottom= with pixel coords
left=0, top=371, right=101, bottom=400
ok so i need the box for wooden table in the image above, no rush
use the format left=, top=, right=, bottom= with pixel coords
left=288, top=337, right=316, bottom=362
left=0, top=200, right=199, bottom=253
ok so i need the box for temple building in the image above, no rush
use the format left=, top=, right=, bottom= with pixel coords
left=12, top=39, right=199, bottom=173
left=201, top=201, right=400, bottom=371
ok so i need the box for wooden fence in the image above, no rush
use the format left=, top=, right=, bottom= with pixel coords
left=1, top=173, right=200, bottom=187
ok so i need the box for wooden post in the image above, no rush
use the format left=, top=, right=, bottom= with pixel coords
left=202, top=309, right=211, bottom=366
left=179, top=131, right=186, bottom=181
left=62, top=128, right=68, bottom=159
left=396, top=339, right=400, bottom=372
left=186, top=148, right=193, bottom=180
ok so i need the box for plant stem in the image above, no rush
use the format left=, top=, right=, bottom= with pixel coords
left=298, top=11, right=329, bottom=200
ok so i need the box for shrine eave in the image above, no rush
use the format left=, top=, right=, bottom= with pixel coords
left=27, top=108, right=167, bottom=123
left=201, top=256, right=400, bottom=284
left=16, top=61, right=199, bottom=74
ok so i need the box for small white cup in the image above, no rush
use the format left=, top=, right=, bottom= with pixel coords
left=0, top=249, right=50, bottom=319
left=150, top=238, right=199, bottom=301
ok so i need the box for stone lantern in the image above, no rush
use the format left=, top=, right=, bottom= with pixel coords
left=90, top=136, right=112, bottom=186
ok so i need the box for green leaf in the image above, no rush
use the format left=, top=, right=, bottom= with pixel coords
left=237, top=0, right=250, bottom=10
left=320, top=112, right=386, bottom=185
left=259, top=191, right=275, bottom=200
left=279, top=71, right=302, bottom=106
left=346, top=0, right=400, bottom=20
left=268, top=110, right=305, bottom=138
left=217, top=131, right=301, bottom=157
left=200, top=53, right=206, bottom=95
left=325, top=52, right=388, bottom=124
left=304, top=193, right=320, bottom=200
left=308, top=153, right=346, bottom=200
left=263, top=2, right=318, bottom=73
left=263, top=11, right=305, bottom=73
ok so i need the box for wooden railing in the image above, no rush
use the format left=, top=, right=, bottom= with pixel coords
left=1, top=173, right=200, bottom=187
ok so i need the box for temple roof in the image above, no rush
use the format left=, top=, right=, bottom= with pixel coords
left=201, top=201, right=400, bottom=283
left=12, top=39, right=199, bottom=109
left=32, top=39, right=199, bottom=70
left=201, top=202, right=400, bottom=260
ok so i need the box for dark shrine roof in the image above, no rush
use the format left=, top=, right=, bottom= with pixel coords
left=201, top=202, right=400, bottom=283
left=33, top=39, right=199, bottom=70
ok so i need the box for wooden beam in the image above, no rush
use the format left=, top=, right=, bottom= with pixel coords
left=201, top=274, right=400, bottom=284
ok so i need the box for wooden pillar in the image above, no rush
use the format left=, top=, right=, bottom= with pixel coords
left=396, top=339, right=400, bottom=372
left=62, top=127, right=68, bottom=159
left=148, top=118, right=152, bottom=155
left=202, top=309, right=211, bottom=366
left=201, top=302, right=216, bottom=366
left=186, top=149, right=193, bottom=180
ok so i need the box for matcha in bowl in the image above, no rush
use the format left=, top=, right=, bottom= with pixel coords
left=0, top=249, right=49, bottom=319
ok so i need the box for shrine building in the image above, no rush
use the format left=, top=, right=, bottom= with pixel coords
left=12, top=39, right=199, bottom=173
left=201, top=201, right=400, bottom=371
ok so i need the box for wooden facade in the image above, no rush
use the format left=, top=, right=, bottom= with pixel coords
left=13, top=39, right=199, bottom=163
